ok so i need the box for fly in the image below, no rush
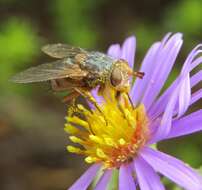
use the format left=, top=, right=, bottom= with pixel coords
left=11, top=43, right=144, bottom=106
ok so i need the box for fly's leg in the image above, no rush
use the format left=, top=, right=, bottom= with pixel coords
left=115, top=91, right=134, bottom=109
left=62, top=91, right=80, bottom=103
left=51, top=80, right=69, bottom=92
left=50, top=80, right=78, bottom=104
left=51, top=80, right=79, bottom=105
left=126, top=92, right=134, bottom=109
left=115, top=91, right=135, bottom=122
left=74, top=88, right=108, bottom=125
left=115, top=91, right=126, bottom=117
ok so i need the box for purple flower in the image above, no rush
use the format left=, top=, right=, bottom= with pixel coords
left=65, top=33, right=202, bottom=190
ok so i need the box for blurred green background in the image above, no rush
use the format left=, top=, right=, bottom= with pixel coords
left=0, top=0, right=201, bottom=189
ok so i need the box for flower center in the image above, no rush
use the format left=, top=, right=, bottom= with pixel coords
left=65, top=90, right=149, bottom=169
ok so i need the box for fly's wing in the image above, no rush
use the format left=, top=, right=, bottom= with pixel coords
left=41, top=44, right=87, bottom=59
left=11, top=58, right=88, bottom=83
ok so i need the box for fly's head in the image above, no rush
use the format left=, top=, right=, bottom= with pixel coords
left=109, top=59, right=132, bottom=92
left=109, top=59, right=144, bottom=93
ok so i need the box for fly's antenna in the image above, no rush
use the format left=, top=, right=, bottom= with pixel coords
left=127, top=67, right=145, bottom=79
left=133, top=71, right=145, bottom=79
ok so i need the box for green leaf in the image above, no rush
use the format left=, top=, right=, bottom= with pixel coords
left=0, top=18, right=40, bottom=95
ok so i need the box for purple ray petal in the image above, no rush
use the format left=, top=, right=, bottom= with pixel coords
left=184, top=70, right=202, bottom=108
left=173, top=47, right=202, bottom=117
left=165, top=109, right=202, bottom=139
left=134, top=156, right=165, bottom=190
left=152, top=79, right=183, bottom=141
left=191, top=56, right=202, bottom=70
left=68, top=164, right=101, bottom=190
left=149, top=87, right=201, bottom=143
left=191, top=70, right=202, bottom=87
left=89, top=87, right=104, bottom=107
left=131, top=33, right=180, bottom=107
left=119, top=164, right=136, bottom=190
left=121, top=36, right=136, bottom=68
left=147, top=76, right=180, bottom=120
left=161, top=32, right=173, bottom=44
left=148, top=45, right=202, bottom=120
left=177, top=74, right=191, bottom=117
left=148, top=70, right=201, bottom=121
left=181, top=45, right=202, bottom=74
left=175, top=46, right=202, bottom=117
left=141, top=33, right=183, bottom=110
left=107, top=44, right=121, bottom=58
left=130, top=42, right=161, bottom=105
left=190, top=89, right=202, bottom=106
left=94, top=169, right=112, bottom=190
left=140, top=147, right=202, bottom=190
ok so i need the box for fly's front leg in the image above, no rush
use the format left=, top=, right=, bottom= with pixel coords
left=114, top=91, right=134, bottom=121
left=62, top=91, right=80, bottom=103
left=74, top=88, right=108, bottom=125
left=115, top=91, right=126, bottom=117
left=115, top=90, right=134, bottom=108
left=74, top=88, right=100, bottom=110
left=126, top=92, right=134, bottom=109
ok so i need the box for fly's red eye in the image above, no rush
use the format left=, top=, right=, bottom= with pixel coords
left=110, top=67, right=122, bottom=87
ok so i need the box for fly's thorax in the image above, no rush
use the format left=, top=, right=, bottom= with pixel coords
left=108, top=59, right=133, bottom=92
left=79, top=51, right=114, bottom=88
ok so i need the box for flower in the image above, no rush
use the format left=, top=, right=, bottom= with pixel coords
left=65, top=33, right=202, bottom=190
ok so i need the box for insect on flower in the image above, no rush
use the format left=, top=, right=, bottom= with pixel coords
left=65, top=34, right=202, bottom=190
left=11, top=44, right=144, bottom=106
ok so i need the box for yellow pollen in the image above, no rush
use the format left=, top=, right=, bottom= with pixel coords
left=119, top=138, right=126, bottom=145
left=69, top=136, right=84, bottom=144
left=85, top=156, right=98, bottom=163
left=64, top=124, right=79, bottom=134
left=65, top=89, right=149, bottom=169
left=67, top=116, right=89, bottom=129
left=96, top=148, right=107, bottom=158
left=104, top=137, right=117, bottom=147
left=77, top=104, right=85, bottom=111
left=89, top=135, right=103, bottom=144
left=67, top=146, right=83, bottom=154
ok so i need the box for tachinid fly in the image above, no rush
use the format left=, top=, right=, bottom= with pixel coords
left=11, top=44, right=144, bottom=103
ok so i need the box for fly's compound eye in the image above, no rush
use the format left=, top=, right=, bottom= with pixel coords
left=110, top=67, right=123, bottom=87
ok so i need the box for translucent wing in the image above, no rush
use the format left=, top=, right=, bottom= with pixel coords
left=41, top=44, right=86, bottom=59
left=11, top=59, right=88, bottom=83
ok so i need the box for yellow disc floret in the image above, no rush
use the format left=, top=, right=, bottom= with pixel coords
left=65, top=90, right=149, bottom=169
